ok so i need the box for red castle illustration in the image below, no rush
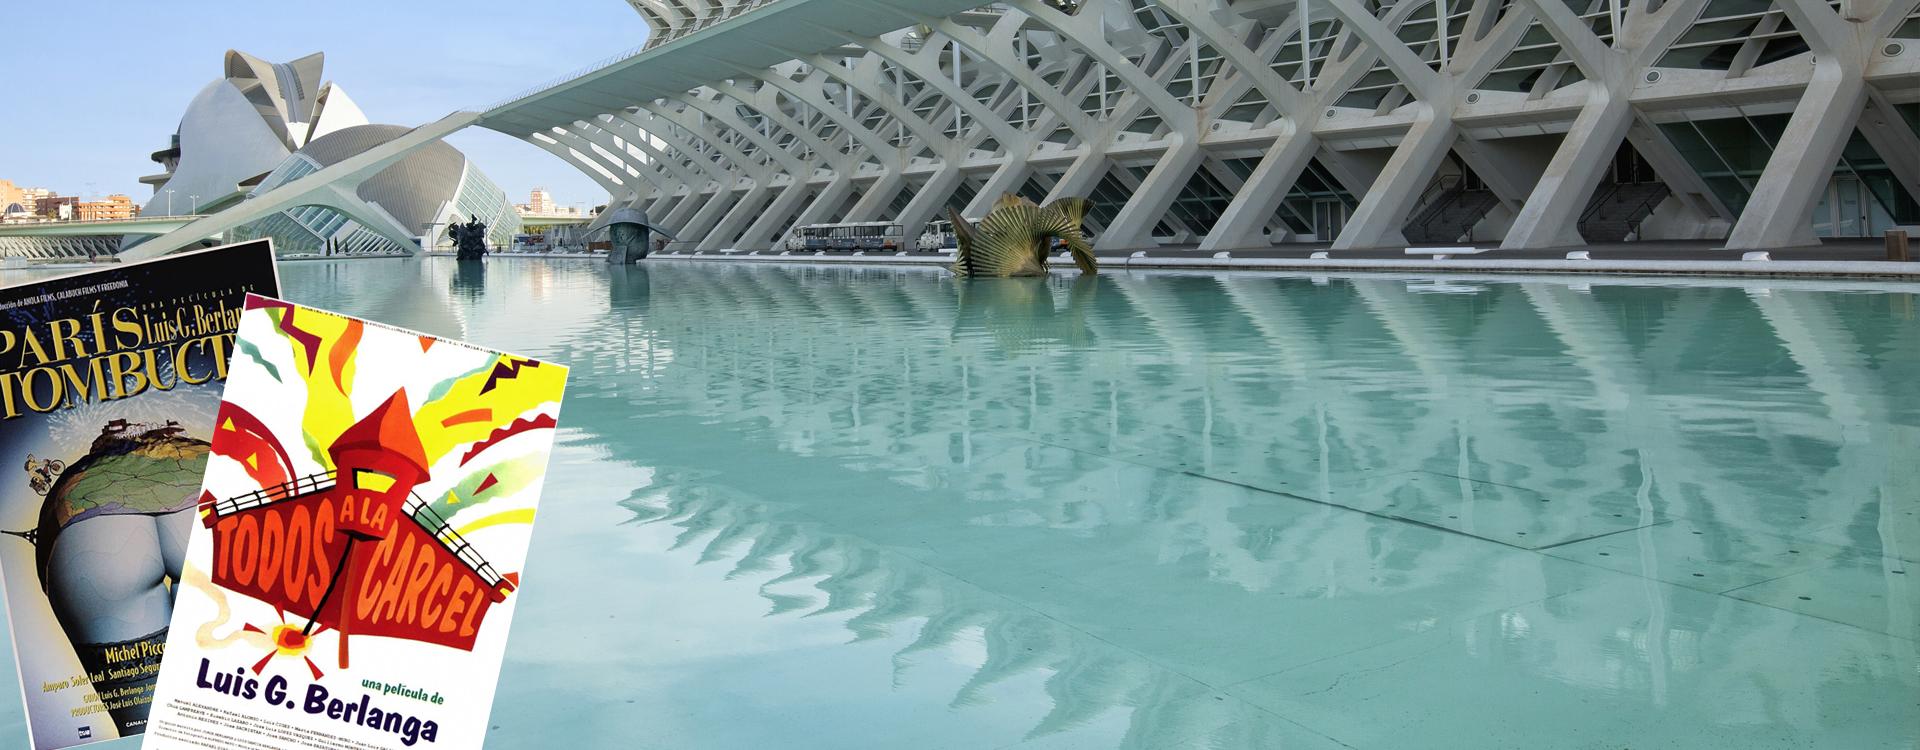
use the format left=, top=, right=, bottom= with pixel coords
left=198, top=390, right=518, bottom=678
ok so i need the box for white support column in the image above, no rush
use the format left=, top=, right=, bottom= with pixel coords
left=637, top=101, right=786, bottom=246
left=680, top=185, right=752, bottom=244
left=1098, top=136, right=1205, bottom=249
left=1332, top=108, right=1456, bottom=249
left=528, top=134, right=631, bottom=201
left=771, top=174, right=856, bottom=242
left=1501, top=90, right=1633, bottom=249
left=699, top=183, right=780, bottom=250
left=310, top=184, right=421, bottom=252
left=1724, top=61, right=1867, bottom=250
left=1198, top=126, right=1318, bottom=251
left=646, top=192, right=682, bottom=220
left=964, top=159, right=1034, bottom=216
left=1045, top=149, right=1112, bottom=206
left=734, top=178, right=830, bottom=251
left=664, top=185, right=717, bottom=230
left=1625, top=115, right=1732, bottom=221
left=598, top=118, right=713, bottom=192
left=894, top=164, right=966, bottom=241
left=610, top=111, right=746, bottom=231
left=1451, top=133, right=1541, bottom=212
left=551, top=127, right=669, bottom=201
left=844, top=170, right=905, bottom=222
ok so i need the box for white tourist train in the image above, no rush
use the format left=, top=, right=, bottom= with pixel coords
left=785, top=222, right=906, bottom=253
left=917, top=220, right=957, bottom=252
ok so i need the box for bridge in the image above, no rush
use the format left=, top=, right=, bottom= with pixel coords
left=0, top=215, right=209, bottom=238
left=518, top=214, right=593, bottom=230
left=0, top=215, right=217, bottom=260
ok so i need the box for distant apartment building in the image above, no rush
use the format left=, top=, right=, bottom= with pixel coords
left=529, top=188, right=556, bottom=214
left=77, top=194, right=139, bottom=221
left=516, top=188, right=580, bottom=217
left=36, top=196, right=80, bottom=220
left=0, top=180, right=52, bottom=217
left=0, top=180, right=25, bottom=214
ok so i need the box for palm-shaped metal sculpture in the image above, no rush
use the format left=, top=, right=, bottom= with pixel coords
left=949, top=194, right=1097, bottom=277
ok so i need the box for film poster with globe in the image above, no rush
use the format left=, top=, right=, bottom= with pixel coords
left=0, top=240, right=279, bottom=750
left=141, top=295, right=566, bottom=750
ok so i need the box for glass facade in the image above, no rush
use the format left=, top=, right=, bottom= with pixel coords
left=1662, top=113, right=1920, bottom=237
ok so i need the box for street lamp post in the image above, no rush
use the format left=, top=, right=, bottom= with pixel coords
left=166, top=189, right=175, bottom=215
left=189, top=195, right=198, bottom=214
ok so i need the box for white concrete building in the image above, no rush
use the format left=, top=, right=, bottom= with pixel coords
left=122, top=0, right=1920, bottom=260
left=129, top=50, right=518, bottom=258
left=488, top=0, right=1919, bottom=253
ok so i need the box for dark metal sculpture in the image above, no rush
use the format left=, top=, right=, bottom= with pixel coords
left=446, top=216, right=490, bottom=261
left=604, top=207, right=678, bottom=264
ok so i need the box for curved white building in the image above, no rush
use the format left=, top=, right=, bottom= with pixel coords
left=138, top=50, right=517, bottom=257
left=141, top=51, right=368, bottom=218
left=483, top=0, right=1920, bottom=253
left=233, top=124, right=518, bottom=256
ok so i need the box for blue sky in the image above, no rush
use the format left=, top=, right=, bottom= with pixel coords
left=0, top=0, right=646, bottom=210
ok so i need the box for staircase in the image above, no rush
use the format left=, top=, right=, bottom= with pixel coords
left=1404, top=185, right=1499, bottom=244
left=1579, top=183, right=1670, bottom=242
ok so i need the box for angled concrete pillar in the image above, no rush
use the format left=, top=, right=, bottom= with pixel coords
left=1452, top=134, right=1548, bottom=213
left=646, top=191, right=681, bottom=219
left=1098, top=137, right=1205, bottom=249
left=964, top=159, right=1034, bottom=216
left=752, top=175, right=853, bottom=250
left=312, top=184, right=422, bottom=250
left=1333, top=110, right=1456, bottom=250
left=664, top=185, right=716, bottom=230
left=895, top=165, right=965, bottom=241
left=1045, top=150, right=1112, bottom=206
left=844, top=171, right=905, bottom=222
left=729, top=180, right=821, bottom=251
left=1198, top=127, right=1317, bottom=251
left=683, top=185, right=755, bottom=244
left=1625, top=116, right=1733, bottom=222
left=799, top=175, right=859, bottom=226
left=545, top=130, right=648, bottom=200
left=1725, top=62, right=1866, bottom=250
left=699, top=183, right=781, bottom=250
left=1502, top=90, right=1633, bottom=249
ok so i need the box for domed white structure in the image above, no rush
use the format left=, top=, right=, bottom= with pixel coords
left=138, top=50, right=517, bottom=257
left=140, top=51, right=365, bottom=217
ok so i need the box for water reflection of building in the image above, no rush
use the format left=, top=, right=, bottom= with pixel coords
left=546, top=263, right=1916, bottom=745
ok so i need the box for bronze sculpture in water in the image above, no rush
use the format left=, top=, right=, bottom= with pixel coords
left=948, top=194, right=1097, bottom=277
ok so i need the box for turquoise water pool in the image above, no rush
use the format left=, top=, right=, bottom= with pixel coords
left=2, top=259, right=1916, bottom=748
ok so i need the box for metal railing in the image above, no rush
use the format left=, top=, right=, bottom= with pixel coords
left=482, top=0, right=789, bottom=112
left=0, top=214, right=207, bottom=227
left=1578, top=182, right=1622, bottom=225
left=213, top=471, right=339, bottom=516
left=1408, top=174, right=1463, bottom=228
left=1579, top=183, right=1670, bottom=241
left=484, top=43, right=653, bottom=112
left=402, top=491, right=508, bottom=588
left=210, top=469, right=508, bottom=589
left=644, top=0, right=786, bottom=50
